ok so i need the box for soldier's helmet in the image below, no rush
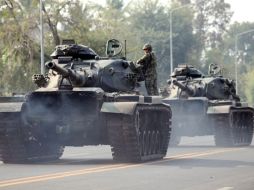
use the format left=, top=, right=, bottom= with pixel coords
left=142, top=44, right=152, bottom=51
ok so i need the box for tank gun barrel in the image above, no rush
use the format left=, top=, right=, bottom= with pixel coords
left=46, top=61, right=69, bottom=77
left=46, top=61, right=87, bottom=86
left=172, top=80, right=195, bottom=96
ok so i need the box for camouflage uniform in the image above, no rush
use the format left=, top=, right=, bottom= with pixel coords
left=137, top=47, right=159, bottom=96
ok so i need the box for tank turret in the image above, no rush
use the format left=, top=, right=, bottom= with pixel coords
left=33, top=40, right=141, bottom=92
left=168, top=65, right=239, bottom=101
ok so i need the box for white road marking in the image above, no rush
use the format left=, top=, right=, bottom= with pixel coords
left=217, top=187, right=234, bottom=190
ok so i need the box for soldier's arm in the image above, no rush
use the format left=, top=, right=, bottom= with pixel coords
left=137, top=54, right=149, bottom=65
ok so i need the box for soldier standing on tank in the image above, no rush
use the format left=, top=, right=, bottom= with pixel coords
left=137, top=44, right=159, bottom=95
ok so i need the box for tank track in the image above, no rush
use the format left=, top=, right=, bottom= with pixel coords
left=107, top=104, right=171, bottom=162
left=0, top=132, right=64, bottom=163
left=0, top=124, right=27, bottom=163
left=214, top=108, right=254, bottom=147
left=0, top=113, right=64, bottom=163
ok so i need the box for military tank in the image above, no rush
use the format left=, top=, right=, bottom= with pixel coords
left=163, top=64, right=254, bottom=146
left=0, top=39, right=171, bottom=163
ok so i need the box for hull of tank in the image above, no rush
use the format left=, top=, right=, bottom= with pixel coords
left=163, top=97, right=254, bottom=146
left=22, top=89, right=105, bottom=146
left=0, top=89, right=172, bottom=163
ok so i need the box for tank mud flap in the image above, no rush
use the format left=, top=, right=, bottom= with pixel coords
left=213, top=107, right=254, bottom=147
left=101, top=102, right=137, bottom=115
left=106, top=104, right=172, bottom=163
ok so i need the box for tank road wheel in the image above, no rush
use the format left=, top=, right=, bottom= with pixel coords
left=145, top=131, right=151, bottom=155
left=154, top=131, right=161, bottom=154
left=107, top=105, right=171, bottom=162
left=150, top=131, right=156, bottom=154
left=235, top=111, right=254, bottom=146
left=139, top=131, right=144, bottom=155
left=214, top=109, right=254, bottom=147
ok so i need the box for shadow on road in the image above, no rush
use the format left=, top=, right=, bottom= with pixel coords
left=169, top=145, right=217, bottom=148
left=169, top=144, right=254, bottom=149
left=9, top=158, right=117, bottom=166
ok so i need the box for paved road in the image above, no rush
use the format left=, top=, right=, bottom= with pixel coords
left=0, top=136, right=254, bottom=190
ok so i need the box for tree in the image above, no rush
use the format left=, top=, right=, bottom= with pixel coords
left=225, top=22, right=254, bottom=66
left=193, top=0, right=233, bottom=51
left=221, top=22, right=254, bottom=100
left=184, top=0, right=233, bottom=76
left=243, top=69, right=254, bottom=104
left=0, top=0, right=40, bottom=94
left=170, top=2, right=196, bottom=68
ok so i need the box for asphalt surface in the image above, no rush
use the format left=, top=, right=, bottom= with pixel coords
left=1, top=136, right=254, bottom=190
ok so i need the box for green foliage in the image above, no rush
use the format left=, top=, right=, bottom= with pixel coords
left=0, top=0, right=40, bottom=94
left=0, top=0, right=253, bottom=104
left=170, top=2, right=196, bottom=67
left=242, top=68, right=254, bottom=104
left=217, top=22, right=254, bottom=100
left=224, top=22, right=254, bottom=66
left=194, top=0, right=233, bottom=50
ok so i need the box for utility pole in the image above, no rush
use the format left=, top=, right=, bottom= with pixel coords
left=40, top=0, right=45, bottom=75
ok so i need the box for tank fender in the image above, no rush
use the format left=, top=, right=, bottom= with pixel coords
left=101, top=102, right=138, bottom=115
left=207, top=105, right=231, bottom=114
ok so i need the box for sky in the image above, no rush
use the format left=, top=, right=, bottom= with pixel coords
left=227, top=0, right=254, bottom=22
left=84, top=0, right=254, bottom=23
